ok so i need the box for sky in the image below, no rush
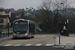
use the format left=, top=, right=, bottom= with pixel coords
left=0, top=0, right=75, bottom=10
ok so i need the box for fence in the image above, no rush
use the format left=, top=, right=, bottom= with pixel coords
left=0, top=28, right=13, bottom=38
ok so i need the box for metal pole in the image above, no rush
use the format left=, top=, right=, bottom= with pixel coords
left=59, top=32, right=60, bottom=44
left=26, top=7, right=28, bottom=19
left=8, top=22, right=9, bottom=37
left=57, top=8, right=60, bottom=44
left=67, top=19, right=69, bottom=36
left=8, top=17, right=9, bottom=37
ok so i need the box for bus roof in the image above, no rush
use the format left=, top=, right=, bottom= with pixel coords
left=13, top=19, right=35, bottom=23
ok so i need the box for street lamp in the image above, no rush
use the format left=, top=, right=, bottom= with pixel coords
left=56, top=3, right=60, bottom=45
left=58, top=2, right=64, bottom=45
left=26, top=7, right=28, bottom=19
left=26, top=7, right=33, bottom=19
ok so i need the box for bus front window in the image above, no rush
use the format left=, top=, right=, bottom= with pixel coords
left=13, top=21, right=28, bottom=32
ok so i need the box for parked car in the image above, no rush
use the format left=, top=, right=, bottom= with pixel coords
left=1, top=31, right=13, bottom=34
left=7, top=31, right=13, bottom=34
left=9, top=31, right=13, bottom=34
left=1, top=31, right=7, bottom=34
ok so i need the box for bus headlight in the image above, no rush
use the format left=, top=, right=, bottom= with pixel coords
left=14, top=34, right=16, bottom=35
left=25, top=33, right=28, bottom=36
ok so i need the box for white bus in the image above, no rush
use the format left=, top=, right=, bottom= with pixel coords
left=13, top=19, right=35, bottom=38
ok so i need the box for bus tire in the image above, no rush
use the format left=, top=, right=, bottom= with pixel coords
left=13, top=37, right=17, bottom=39
left=31, top=36, right=34, bottom=38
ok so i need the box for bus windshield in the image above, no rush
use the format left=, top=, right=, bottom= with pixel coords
left=13, top=21, right=28, bottom=32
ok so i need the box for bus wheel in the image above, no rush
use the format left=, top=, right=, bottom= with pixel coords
left=31, top=36, right=34, bottom=38
left=13, top=37, right=17, bottom=39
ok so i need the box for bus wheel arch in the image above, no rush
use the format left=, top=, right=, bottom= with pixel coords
left=31, top=36, right=34, bottom=38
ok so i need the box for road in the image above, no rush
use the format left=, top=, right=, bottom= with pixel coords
left=0, top=46, right=66, bottom=50
left=0, top=34, right=54, bottom=46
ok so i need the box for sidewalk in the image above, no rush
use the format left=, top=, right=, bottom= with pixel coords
left=54, top=35, right=75, bottom=46
left=0, top=36, right=13, bottom=42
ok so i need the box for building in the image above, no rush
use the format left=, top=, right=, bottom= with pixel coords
left=0, top=8, right=11, bottom=32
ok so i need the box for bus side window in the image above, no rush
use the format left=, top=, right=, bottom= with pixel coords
left=29, top=23, right=32, bottom=32
left=29, top=22, right=35, bottom=32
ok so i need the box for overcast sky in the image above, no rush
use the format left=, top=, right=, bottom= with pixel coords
left=0, top=0, right=75, bottom=10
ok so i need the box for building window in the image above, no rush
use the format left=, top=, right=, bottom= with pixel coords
left=0, top=19, right=3, bottom=23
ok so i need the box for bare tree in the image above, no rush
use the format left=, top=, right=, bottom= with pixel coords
left=38, top=0, right=54, bottom=22
left=53, top=0, right=75, bottom=33
left=38, top=0, right=55, bottom=32
left=38, top=0, right=74, bottom=33
left=53, top=0, right=73, bottom=23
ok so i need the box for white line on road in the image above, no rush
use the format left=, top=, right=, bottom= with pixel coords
left=46, top=44, right=52, bottom=46
left=14, top=44, right=22, bottom=46
left=4, top=44, right=12, bottom=46
left=35, top=44, right=42, bottom=46
left=25, top=44, right=32, bottom=46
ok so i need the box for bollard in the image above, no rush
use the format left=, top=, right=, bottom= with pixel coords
left=54, top=36, right=56, bottom=45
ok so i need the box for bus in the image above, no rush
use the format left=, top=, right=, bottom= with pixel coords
left=13, top=19, right=35, bottom=38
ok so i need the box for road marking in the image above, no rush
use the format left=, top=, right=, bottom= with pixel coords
left=14, top=44, right=22, bottom=46
left=35, top=44, right=42, bottom=46
left=4, top=44, right=12, bottom=46
left=46, top=44, right=52, bottom=46
left=25, top=44, right=32, bottom=46
left=1, top=44, right=53, bottom=46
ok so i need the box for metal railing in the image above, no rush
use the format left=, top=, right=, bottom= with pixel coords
left=0, top=28, right=13, bottom=38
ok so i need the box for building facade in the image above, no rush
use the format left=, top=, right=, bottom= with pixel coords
left=0, top=8, right=11, bottom=32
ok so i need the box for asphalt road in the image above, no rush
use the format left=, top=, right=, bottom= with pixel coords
left=0, top=46, right=66, bottom=50
left=0, top=34, right=54, bottom=46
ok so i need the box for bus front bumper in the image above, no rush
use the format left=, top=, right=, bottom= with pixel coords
left=13, top=35, right=31, bottom=38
